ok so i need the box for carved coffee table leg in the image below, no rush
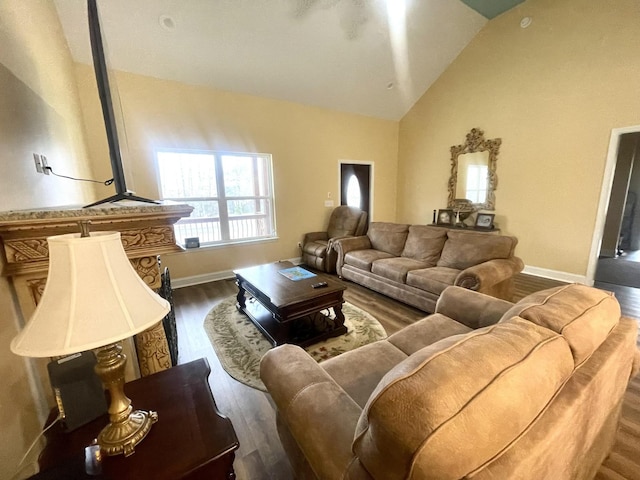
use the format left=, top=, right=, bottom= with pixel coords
left=235, top=277, right=246, bottom=311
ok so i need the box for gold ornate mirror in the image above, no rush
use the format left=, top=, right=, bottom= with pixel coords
left=447, top=128, right=501, bottom=211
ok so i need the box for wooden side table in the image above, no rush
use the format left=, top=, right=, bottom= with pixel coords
left=35, top=358, right=239, bottom=479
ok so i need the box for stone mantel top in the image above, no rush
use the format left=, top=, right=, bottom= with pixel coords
left=0, top=201, right=194, bottom=277
left=0, top=200, right=193, bottom=226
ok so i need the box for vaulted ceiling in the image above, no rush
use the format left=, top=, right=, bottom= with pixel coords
left=53, top=0, right=525, bottom=120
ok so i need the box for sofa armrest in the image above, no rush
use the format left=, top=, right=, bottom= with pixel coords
left=333, top=235, right=372, bottom=276
left=435, top=286, right=514, bottom=329
left=260, top=345, right=363, bottom=479
left=455, top=257, right=525, bottom=291
left=303, top=231, right=329, bottom=245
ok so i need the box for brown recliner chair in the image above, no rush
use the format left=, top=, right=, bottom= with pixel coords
left=301, top=206, right=367, bottom=273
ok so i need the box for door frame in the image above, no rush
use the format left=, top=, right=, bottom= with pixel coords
left=338, top=160, right=374, bottom=220
left=587, top=124, right=640, bottom=284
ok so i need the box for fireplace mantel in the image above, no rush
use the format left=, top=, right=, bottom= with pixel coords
left=0, top=201, right=193, bottom=379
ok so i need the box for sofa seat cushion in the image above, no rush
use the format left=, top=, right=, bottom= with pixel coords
left=371, top=257, right=430, bottom=283
left=406, top=267, right=460, bottom=295
left=353, top=318, right=575, bottom=480
left=500, top=283, right=622, bottom=366
left=367, top=222, right=410, bottom=256
left=345, top=249, right=394, bottom=272
left=321, top=341, right=408, bottom=409
left=302, top=239, right=328, bottom=257
left=387, top=313, right=472, bottom=356
left=401, top=226, right=448, bottom=266
left=437, top=230, right=517, bottom=270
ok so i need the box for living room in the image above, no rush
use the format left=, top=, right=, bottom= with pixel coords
left=1, top=0, right=639, bottom=478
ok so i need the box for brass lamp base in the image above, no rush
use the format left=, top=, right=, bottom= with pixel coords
left=97, top=409, right=158, bottom=456
left=95, top=342, right=159, bottom=457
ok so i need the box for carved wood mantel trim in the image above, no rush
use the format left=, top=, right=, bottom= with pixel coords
left=0, top=202, right=193, bottom=379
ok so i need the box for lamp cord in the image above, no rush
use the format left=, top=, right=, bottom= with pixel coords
left=10, top=413, right=63, bottom=480
left=44, top=166, right=114, bottom=186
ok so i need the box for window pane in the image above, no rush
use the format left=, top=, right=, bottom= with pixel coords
left=222, top=155, right=254, bottom=196
left=346, top=174, right=361, bottom=209
left=222, top=154, right=270, bottom=197
left=157, top=152, right=217, bottom=197
left=227, top=199, right=273, bottom=239
left=174, top=220, right=221, bottom=245
left=184, top=200, right=219, bottom=219
left=227, top=199, right=265, bottom=215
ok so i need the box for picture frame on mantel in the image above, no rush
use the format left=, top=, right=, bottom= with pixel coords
left=437, top=209, right=454, bottom=225
left=475, top=213, right=495, bottom=229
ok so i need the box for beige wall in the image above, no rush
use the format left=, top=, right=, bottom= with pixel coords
left=397, top=0, right=640, bottom=278
left=0, top=0, right=96, bottom=210
left=75, top=66, right=399, bottom=279
left=0, top=1, right=96, bottom=478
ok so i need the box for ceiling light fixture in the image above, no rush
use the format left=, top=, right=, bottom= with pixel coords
left=520, top=16, right=532, bottom=29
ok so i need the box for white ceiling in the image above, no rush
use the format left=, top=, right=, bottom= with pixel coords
left=53, top=0, right=490, bottom=121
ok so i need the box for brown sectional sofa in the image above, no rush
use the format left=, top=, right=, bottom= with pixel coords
left=261, top=284, right=640, bottom=480
left=333, top=222, right=525, bottom=312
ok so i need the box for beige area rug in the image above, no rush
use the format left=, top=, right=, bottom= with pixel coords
left=203, top=296, right=387, bottom=391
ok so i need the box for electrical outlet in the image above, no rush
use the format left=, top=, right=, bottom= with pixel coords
left=40, top=155, right=50, bottom=175
left=33, top=153, right=43, bottom=173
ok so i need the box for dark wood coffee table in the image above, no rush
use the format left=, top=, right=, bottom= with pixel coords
left=234, top=261, right=347, bottom=347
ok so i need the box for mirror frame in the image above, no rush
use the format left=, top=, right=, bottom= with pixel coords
left=447, top=128, right=501, bottom=211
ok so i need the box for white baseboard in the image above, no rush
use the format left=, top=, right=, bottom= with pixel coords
left=522, top=266, right=591, bottom=286
left=171, top=257, right=303, bottom=289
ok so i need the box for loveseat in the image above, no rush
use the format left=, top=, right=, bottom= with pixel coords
left=333, top=222, right=524, bottom=312
left=261, top=284, right=640, bottom=480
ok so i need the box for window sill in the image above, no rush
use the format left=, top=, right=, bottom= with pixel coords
left=180, top=236, right=279, bottom=251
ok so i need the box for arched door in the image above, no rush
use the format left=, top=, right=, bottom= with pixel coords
left=340, top=162, right=371, bottom=220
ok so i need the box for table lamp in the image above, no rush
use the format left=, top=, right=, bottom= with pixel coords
left=10, top=225, right=170, bottom=457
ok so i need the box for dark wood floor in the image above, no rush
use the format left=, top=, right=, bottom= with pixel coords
left=172, top=274, right=640, bottom=480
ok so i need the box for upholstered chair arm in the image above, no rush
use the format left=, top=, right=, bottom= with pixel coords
left=435, top=286, right=514, bottom=329
left=631, top=341, right=640, bottom=378
left=333, top=236, right=372, bottom=276
left=303, top=231, right=329, bottom=245
left=261, top=345, right=363, bottom=479
left=455, top=257, right=525, bottom=291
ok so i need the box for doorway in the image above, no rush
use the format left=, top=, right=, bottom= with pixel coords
left=340, top=162, right=372, bottom=221
left=591, top=129, right=640, bottom=288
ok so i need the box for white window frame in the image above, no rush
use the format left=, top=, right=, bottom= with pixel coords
left=156, top=149, right=276, bottom=247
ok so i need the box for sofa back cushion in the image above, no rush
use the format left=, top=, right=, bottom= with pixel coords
left=352, top=318, right=574, bottom=480
left=437, top=230, right=517, bottom=270
left=499, top=283, right=621, bottom=367
left=401, top=226, right=448, bottom=266
left=367, top=222, right=410, bottom=257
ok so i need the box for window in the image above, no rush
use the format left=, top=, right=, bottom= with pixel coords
left=346, top=174, right=361, bottom=209
left=157, top=150, right=276, bottom=246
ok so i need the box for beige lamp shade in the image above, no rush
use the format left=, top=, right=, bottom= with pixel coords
left=11, top=231, right=170, bottom=358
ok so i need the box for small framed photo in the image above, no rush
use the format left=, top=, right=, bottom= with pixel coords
left=475, top=213, right=495, bottom=229
left=185, top=237, right=200, bottom=248
left=437, top=209, right=454, bottom=225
